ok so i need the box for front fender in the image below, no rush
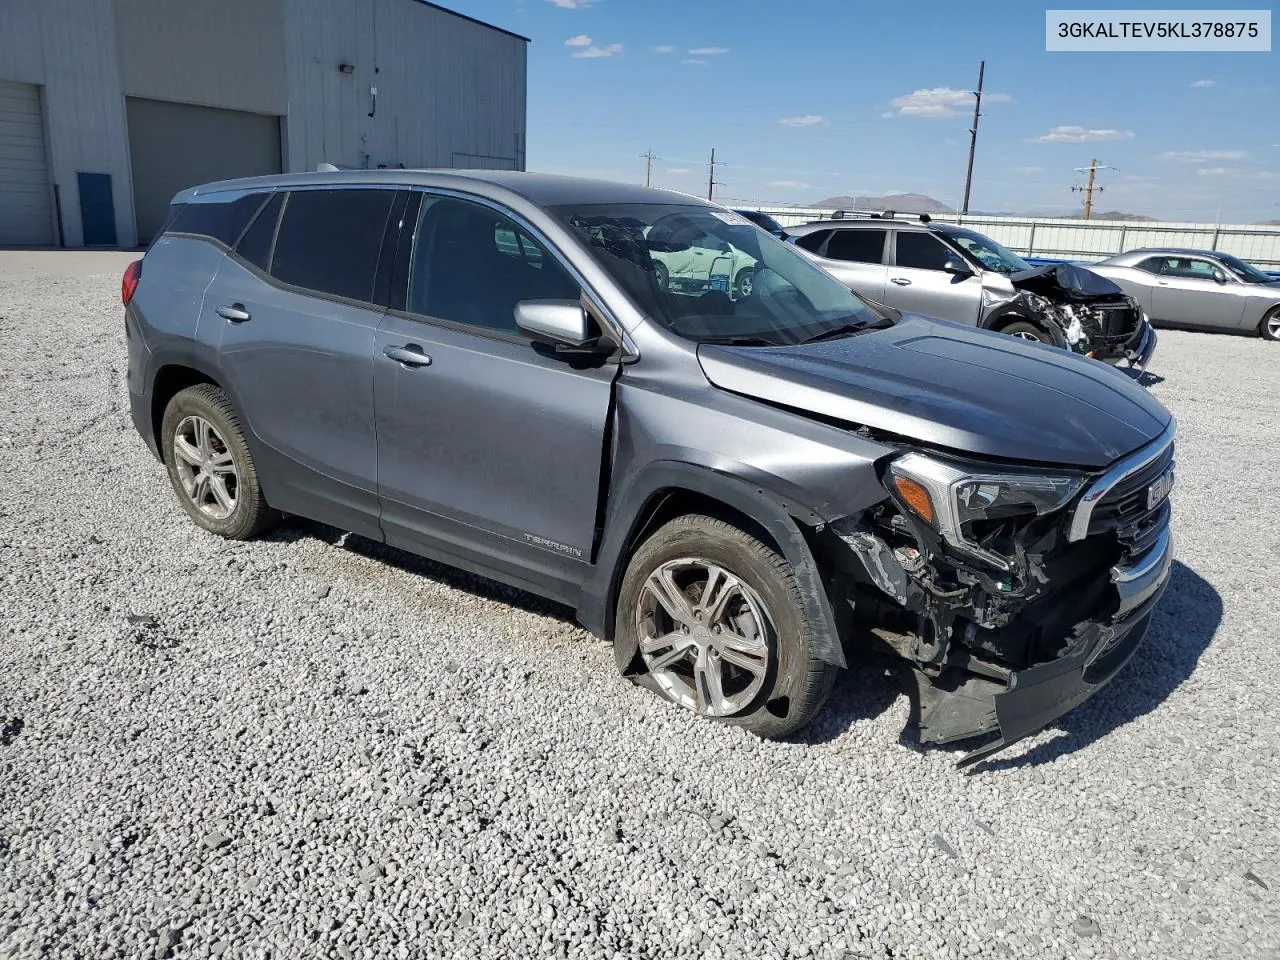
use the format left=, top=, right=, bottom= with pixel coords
left=581, top=461, right=852, bottom=670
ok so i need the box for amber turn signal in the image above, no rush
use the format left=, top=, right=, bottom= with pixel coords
left=893, top=475, right=935, bottom=525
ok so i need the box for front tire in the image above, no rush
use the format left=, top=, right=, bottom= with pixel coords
left=616, top=514, right=837, bottom=739
left=160, top=384, right=278, bottom=540
left=653, top=261, right=670, bottom=292
left=734, top=267, right=755, bottom=299
left=1261, top=307, right=1280, bottom=342
left=1000, top=319, right=1054, bottom=345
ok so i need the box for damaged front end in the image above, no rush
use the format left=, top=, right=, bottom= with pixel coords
left=829, top=424, right=1175, bottom=766
left=1006, top=263, right=1156, bottom=370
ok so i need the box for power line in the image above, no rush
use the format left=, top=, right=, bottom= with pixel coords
left=961, top=60, right=985, bottom=215
left=641, top=150, right=657, bottom=187
left=707, top=147, right=721, bottom=201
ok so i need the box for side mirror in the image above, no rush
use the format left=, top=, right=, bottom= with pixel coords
left=1212, top=268, right=1228, bottom=284
left=943, top=256, right=972, bottom=277
left=515, top=299, right=603, bottom=352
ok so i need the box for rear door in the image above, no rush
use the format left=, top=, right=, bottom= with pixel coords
left=209, top=186, right=401, bottom=539
left=374, top=192, right=618, bottom=600
left=1150, top=256, right=1249, bottom=329
left=813, top=228, right=888, bottom=302
left=883, top=230, right=983, bottom=323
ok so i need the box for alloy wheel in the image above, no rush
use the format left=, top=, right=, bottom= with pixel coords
left=1267, top=313, right=1280, bottom=340
left=1012, top=330, right=1042, bottom=342
left=635, top=558, right=771, bottom=717
left=172, top=416, right=238, bottom=520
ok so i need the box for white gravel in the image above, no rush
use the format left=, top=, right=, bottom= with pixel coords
left=2, top=251, right=1278, bottom=960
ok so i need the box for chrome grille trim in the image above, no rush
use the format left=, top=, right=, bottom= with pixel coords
left=1067, top=420, right=1177, bottom=543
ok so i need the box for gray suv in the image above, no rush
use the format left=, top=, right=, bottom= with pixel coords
left=125, top=171, right=1175, bottom=764
left=788, top=216, right=1158, bottom=369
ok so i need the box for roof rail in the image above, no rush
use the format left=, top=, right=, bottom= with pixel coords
left=828, top=209, right=933, bottom=224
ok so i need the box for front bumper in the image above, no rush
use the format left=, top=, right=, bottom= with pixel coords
left=1124, top=320, right=1158, bottom=372
left=913, top=528, right=1173, bottom=767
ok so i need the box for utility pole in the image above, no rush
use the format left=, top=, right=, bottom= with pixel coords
left=1071, top=159, right=1113, bottom=219
left=707, top=147, right=719, bottom=201
left=961, top=60, right=984, bottom=216
left=641, top=150, right=656, bottom=187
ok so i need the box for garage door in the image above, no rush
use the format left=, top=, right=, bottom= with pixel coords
left=0, top=80, right=55, bottom=246
left=126, top=97, right=282, bottom=243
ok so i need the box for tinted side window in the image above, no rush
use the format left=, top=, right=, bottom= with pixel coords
left=234, top=193, right=282, bottom=272
left=1161, top=257, right=1218, bottom=280
left=167, top=193, right=267, bottom=246
left=826, top=229, right=886, bottom=264
left=793, top=229, right=831, bottom=253
left=408, top=196, right=580, bottom=336
left=271, top=189, right=396, bottom=303
left=1135, top=257, right=1164, bottom=275
left=895, top=232, right=951, bottom=271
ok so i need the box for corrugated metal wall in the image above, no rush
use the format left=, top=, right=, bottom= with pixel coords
left=114, top=0, right=287, bottom=116
left=281, top=0, right=527, bottom=173
left=745, top=206, right=1280, bottom=270
left=0, top=0, right=135, bottom=247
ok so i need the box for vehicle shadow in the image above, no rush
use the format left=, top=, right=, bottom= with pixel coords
left=266, top=517, right=579, bottom=625
left=965, top=559, right=1220, bottom=771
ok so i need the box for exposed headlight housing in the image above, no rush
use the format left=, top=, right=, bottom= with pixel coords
left=886, top=453, right=1087, bottom=569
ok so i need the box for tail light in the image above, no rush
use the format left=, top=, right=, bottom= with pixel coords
left=122, top=259, right=142, bottom=306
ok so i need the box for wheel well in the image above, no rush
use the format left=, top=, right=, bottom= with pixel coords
left=604, top=487, right=785, bottom=641
left=151, top=365, right=218, bottom=449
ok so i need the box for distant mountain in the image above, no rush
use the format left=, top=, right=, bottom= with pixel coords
left=1259, top=219, right=1280, bottom=226
left=1071, top=210, right=1157, bottom=222
left=811, top=192, right=955, bottom=215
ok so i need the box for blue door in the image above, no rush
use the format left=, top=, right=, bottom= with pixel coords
left=77, top=172, right=117, bottom=246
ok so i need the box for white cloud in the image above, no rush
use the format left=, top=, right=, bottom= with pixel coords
left=564, top=34, right=592, bottom=47
left=1037, top=126, right=1133, bottom=143
left=1197, top=167, right=1230, bottom=176
left=682, top=58, right=707, bottom=65
left=548, top=0, right=594, bottom=7
left=665, top=168, right=691, bottom=176
left=1162, top=149, right=1247, bottom=162
left=769, top=180, right=811, bottom=189
left=1013, top=165, right=1044, bottom=174
left=652, top=45, right=675, bottom=54
left=572, top=42, right=623, bottom=58
left=1189, top=79, right=1214, bottom=88
left=777, top=115, right=826, bottom=127
left=688, top=46, right=729, bottom=55
left=889, top=87, right=1010, bottom=119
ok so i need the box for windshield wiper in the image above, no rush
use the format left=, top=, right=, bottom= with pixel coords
left=800, top=317, right=888, bottom=344
left=697, top=334, right=781, bottom=347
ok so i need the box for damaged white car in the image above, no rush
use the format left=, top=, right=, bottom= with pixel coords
left=787, top=215, right=1158, bottom=369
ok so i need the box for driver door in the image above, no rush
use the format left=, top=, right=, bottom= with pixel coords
left=883, top=231, right=983, bottom=324
left=1150, top=256, right=1248, bottom=329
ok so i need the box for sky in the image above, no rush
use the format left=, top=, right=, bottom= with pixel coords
left=443, top=0, right=1278, bottom=222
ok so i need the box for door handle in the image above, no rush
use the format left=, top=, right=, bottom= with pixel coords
left=383, top=344, right=432, bottom=368
left=890, top=277, right=912, bottom=286
left=216, top=303, right=251, bottom=323
left=1157, top=281, right=1169, bottom=286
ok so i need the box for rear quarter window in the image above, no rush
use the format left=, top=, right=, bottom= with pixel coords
left=166, top=193, right=268, bottom=247
left=793, top=229, right=831, bottom=253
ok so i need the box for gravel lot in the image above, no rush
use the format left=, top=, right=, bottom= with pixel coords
left=2, top=250, right=1278, bottom=960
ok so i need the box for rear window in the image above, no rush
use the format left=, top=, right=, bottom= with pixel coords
left=793, top=229, right=831, bottom=253
left=826, top=229, right=886, bottom=264
left=167, top=193, right=268, bottom=247
left=269, top=189, right=396, bottom=303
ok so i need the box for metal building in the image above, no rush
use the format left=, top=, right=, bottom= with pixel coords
left=0, top=0, right=527, bottom=248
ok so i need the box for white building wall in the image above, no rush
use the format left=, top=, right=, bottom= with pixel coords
left=0, top=0, right=135, bottom=247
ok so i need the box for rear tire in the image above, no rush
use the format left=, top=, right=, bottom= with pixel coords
left=160, top=384, right=278, bottom=540
left=734, top=267, right=755, bottom=299
left=1261, top=307, right=1280, bottom=342
left=653, top=261, right=670, bottom=292
left=616, top=514, right=837, bottom=740
left=1000, top=319, right=1054, bottom=345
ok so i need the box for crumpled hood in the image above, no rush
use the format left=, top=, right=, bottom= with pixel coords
left=697, top=315, right=1172, bottom=469
left=1009, top=263, right=1128, bottom=302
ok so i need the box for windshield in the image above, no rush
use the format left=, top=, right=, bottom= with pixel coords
left=1218, top=253, right=1274, bottom=284
left=942, top=227, right=1032, bottom=275
left=552, top=203, right=884, bottom=346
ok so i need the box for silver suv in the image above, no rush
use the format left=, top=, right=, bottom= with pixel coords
left=788, top=215, right=1158, bottom=368
left=125, top=171, right=1175, bottom=764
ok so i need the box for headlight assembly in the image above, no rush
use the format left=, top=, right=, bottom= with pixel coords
left=886, top=453, right=1086, bottom=569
